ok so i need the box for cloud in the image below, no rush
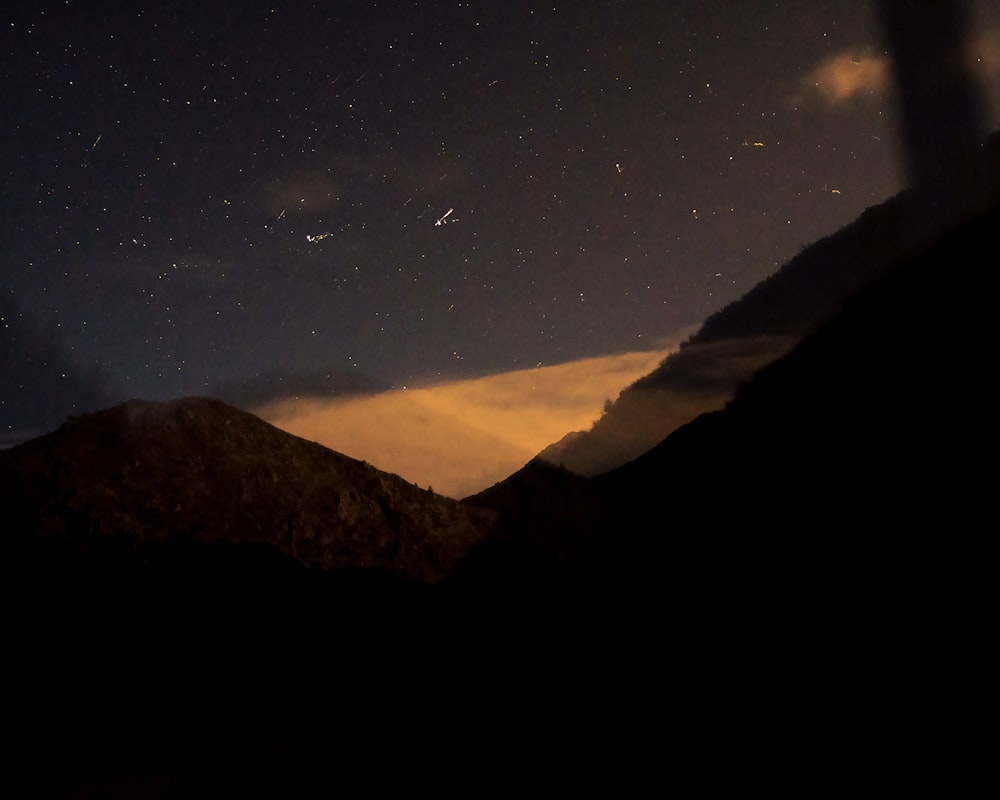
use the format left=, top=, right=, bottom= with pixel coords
left=977, top=28, right=1000, bottom=72
left=255, top=347, right=676, bottom=499
left=796, top=29, right=1000, bottom=108
left=262, top=171, right=342, bottom=216
left=972, top=28, right=1000, bottom=116
left=796, top=50, right=892, bottom=106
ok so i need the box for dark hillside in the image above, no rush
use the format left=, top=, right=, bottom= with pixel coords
left=2, top=396, right=493, bottom=584
left=462, top=192, right=996, bottom=594
left=540, top=132, right=1000, bottom=476
left=3, top=397, right=500, bottom=793
left=462, top=188, right=997, bottom=628
left=452, top=192, right=997, bottom=794
left=602, top=199, right=997, bottom=536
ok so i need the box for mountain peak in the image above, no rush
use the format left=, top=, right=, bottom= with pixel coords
left=2, top=396, right=494, bottom=584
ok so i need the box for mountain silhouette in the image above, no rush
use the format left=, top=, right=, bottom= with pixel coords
left=2, top=395, right=493, bottom=584
left=466, top=153, right=997, bottom=590
left=538, top=131, right=1000, bottom=476
left=4, top=395, right=503, bottom=793
left=454, top=180, right=997, bottom=793
left=600, top=194, right=995, bottom=533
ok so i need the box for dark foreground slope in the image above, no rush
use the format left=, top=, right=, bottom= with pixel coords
left=469, top=191, right=996, bottom=606
left=457, top=197, right=997, bottom=790
left=596, top=199, right=996, bottom=559
left=3, top=398, right=503, bottom=793
left=540, top=132, right=1000, bottom=476
left=3, top=397, right=666, bottom=795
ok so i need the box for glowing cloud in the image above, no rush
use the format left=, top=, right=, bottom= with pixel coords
left=256, top=347, right=676, bottom=499
left=797, top=29, right=1000, bottom=108
left=796, top=50, right=891, bottom=106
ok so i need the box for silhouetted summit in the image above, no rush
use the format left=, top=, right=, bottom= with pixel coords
left=2, top=395, right=493, bottom=584
left=601, top=197, right=996, bottom=536
left=540, top=131, right=1000, bottom=476
left=464, top=166, right=998, bottom=627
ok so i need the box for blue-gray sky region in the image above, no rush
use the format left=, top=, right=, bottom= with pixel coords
left=3, top=0, right=998, bottom=434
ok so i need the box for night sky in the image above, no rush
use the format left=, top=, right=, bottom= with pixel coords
left=4, top=1, right=999, bottom=447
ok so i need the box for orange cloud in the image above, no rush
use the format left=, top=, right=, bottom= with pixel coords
left=256, top=347, right=676, bottom=499
left=971, top=28, right=1000, bottom=117
left=797, top=50, right=891, bottom=106
left=797, top=29, right=1000, bottom=108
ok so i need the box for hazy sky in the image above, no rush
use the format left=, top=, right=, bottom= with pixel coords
left=3, top=1, right=999, bottom=445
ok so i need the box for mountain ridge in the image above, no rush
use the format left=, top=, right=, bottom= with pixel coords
left=464, top=178, right=998, bottom=592
left=1, top=395, right=494, bottom=585
left=538, top=130, right=1000, bottom=476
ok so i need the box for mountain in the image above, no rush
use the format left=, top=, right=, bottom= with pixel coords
left=462, top=141, right=998, bottom=619
left=599, top=195, right=995, bottom=532
left=468, top=177, right=997, bottom=578
left=454, top=184, right=997, bottom=792
left=539, top=131, right=1000, bottom=476
left=3, top=396, right=505, bottom=793
left=592, top=186, right=997, bottom=743
left=2, top=395, right=494, bottom=585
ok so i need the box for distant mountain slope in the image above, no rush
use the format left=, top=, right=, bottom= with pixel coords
left=540, top=132, right=1000, bottom=476
left=455, top=177, right=998, bottom=787
left=1, top=396, right=494, bottom=584
left=1, top=396, right=499, bottom=793
left=464, top=183, right=998, bottom=584
left=599, top=198, right=996, bottom=535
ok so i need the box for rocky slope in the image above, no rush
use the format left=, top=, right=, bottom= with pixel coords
left=2, top=395, right=494, bottom=584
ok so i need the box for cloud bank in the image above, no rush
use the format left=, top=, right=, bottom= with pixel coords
left=256, top=347, right=675, bottom=499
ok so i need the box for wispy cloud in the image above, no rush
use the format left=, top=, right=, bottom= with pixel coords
left=795, top=28, right=1000, bottom=108
left=972, top=28, right=1000, bottom=102
left=795, top=50, right=891, bottom=106
left=256, top=347, right=676, bottom=499
left=262, top=171, right=343, bottom=217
